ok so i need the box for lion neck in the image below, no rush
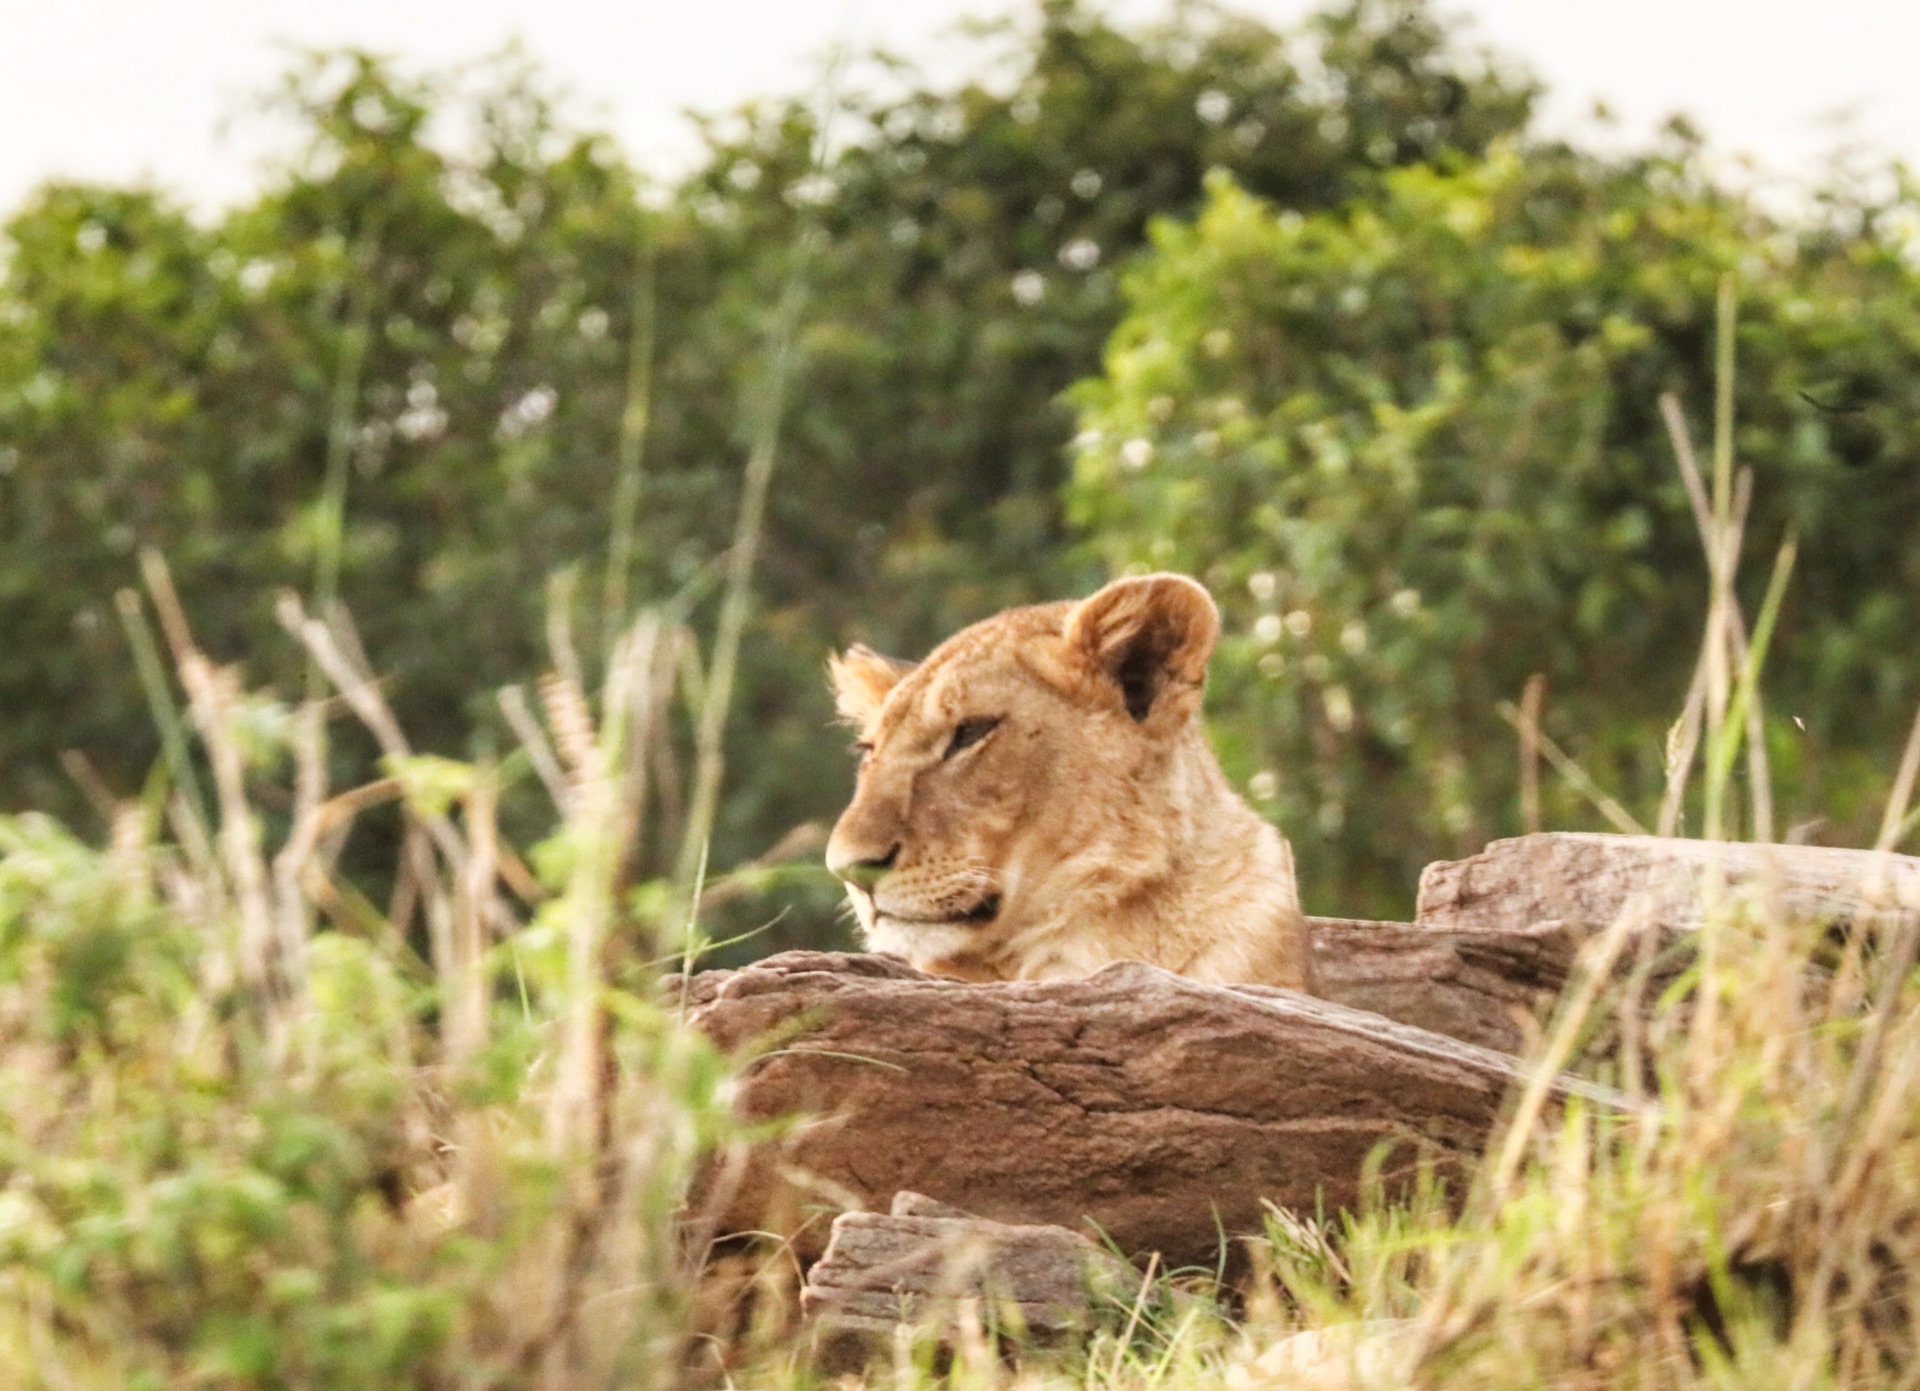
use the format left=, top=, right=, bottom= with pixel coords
left=992, top=723, right=1303, bottom=983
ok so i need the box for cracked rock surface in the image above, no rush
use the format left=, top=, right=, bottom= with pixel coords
left=681, top=951, right=1575, bottom=1266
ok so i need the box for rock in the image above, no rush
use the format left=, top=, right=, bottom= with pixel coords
left=1416, top=832, right=1920, bottom=939
left=681, top=952, right=1613, bottom=1266
left=1307, top=916, right=1575, bottom=1054
left=801, top=1192, right=1136, bottom=1343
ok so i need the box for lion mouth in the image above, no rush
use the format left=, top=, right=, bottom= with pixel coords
left=959, top=893, right=1001, bottom=924
left=869, top=892, right=1002, bottom=929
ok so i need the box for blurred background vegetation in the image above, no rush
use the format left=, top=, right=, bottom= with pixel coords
left=7, top=2, right=1920, bottom=1382
left=3, top=0, right=1917, bottom=932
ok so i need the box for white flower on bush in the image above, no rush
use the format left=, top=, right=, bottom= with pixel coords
left=500, top=385, right=557, bottom=438
left=1059, top=237, right=1101, bottom=271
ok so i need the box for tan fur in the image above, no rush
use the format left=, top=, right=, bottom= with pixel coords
left=824, top=573, right=1314, bottom=991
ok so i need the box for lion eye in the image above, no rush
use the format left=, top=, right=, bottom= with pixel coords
left=944, top=717, right=1001, bottom=760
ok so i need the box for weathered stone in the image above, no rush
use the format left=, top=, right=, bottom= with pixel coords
left=1416, top=832, right=1920, bottom=938
left=1307, top=916, right=1575, bottom=1054
left=802, top=1193, right=1135, bottom=1340
left=682, top=952, right=1611, bottom=1266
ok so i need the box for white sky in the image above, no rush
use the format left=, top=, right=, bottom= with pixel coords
left=1, top=0, right=1915, bottom=216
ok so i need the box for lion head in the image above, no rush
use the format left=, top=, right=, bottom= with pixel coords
left=824, top=573, right=1312, bottom=989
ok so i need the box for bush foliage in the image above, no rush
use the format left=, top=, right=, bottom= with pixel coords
left=1071, top=145, right=1920, bottom=911
left=5, top=2, right=1915, bottom=921
left=0, top=0, right=1538, bottom=922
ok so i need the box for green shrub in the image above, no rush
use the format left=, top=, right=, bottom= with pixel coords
left=1071, top=152, right=1920, bottom=914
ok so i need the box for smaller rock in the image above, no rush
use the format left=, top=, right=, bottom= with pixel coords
left=802, top=1192, right=1138, bottom=1346
left=1416, top=832, right=1920, bottom=938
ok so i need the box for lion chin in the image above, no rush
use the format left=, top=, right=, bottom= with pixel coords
left=860, top=916, right=988, bottom=977
left=823, top=572, right=1314, bottom=993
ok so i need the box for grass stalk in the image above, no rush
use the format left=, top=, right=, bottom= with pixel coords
left=266, top=699, right=325, bottom=998
left=1662, top=391, right=1772, bottom=839
left=547, top=613, right=664, bottom=1155
left=499, top=682, right=575, bottom=816
left=113, top=586, right=212, bottom=844
left=1482, top=901, right=1648, bottom=1206
left=1712, top=278, right=1736, bottom=549
left=1703, top=279, right=1739, bottom=818
left=1827, top=704, right=1920, bottom=1142
left=1517, top=674, right=1544, bottom=834
left=1658, top=656, right=1708, bottom=838
left=1704, top=535, right=1797, bottom=840
left=1874, top=705, right=1920, bottom=856
left=615, top=615, right=669, bottom=880
left=1495, top=701, right=1647, bottom=835
left=307, top=224, right=378, bottom=703
left=278, top=592, right=465, bottom=979
left=448, top=766, right=498, bottom=1066
left=672, top=65, right=844, bottom=901
left=1791, top=709, right=1920, bottom=1353
left=136, top=550, right=282, bottom=1002
left=599, top=221, right=659, bottom=656
left=519, top=615, right=679, bottom=1378
left=547, top=570, right=587, bottom=711
left=669, top=277, right=805, bottom=896
left=677, top=836, right=710, bottom=1018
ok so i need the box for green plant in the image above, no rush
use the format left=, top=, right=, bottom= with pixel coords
left=0, top=566, right=742, bottom=1388
left=1070, top=148, right=1920, bottom=916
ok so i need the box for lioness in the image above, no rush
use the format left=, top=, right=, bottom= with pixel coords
left=825, top=572, right=1313, bottom=990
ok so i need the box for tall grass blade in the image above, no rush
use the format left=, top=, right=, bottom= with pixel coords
left=1495, top=701, right=1647, bottom=835
left=449, top=766, right=498, bottom=1066
left=113, top=585, right=211, bottom=841
left=1704, top=534, right=1797, bottom=840
left=600, top=221, right=659, bottom=656
left=1874, top=705, right=1920, bottom=856
left=1517, top=673, right=1544, bottom=834
left=673, top=57, right=846, bottom=898
left=499, top=682, right=576, bottom=815
left=133, top=549, right=288, bottom=1005
left=1712, top=277, right=1737, bottom=553
left=278, top=592, right=466, bottom=979
left=307, top=225, right=378, bottom=705
left=1661, top=391, right=1773, bottom=839
left=1704, top=281, right=1740, bottom=807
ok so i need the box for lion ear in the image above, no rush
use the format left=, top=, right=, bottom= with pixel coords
left=828, top=644, right=915, bottom=725
left=1063, top=573, right=1220, bottom=723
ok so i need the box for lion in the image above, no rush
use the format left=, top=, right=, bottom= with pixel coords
left=824, top=572, right=1314, bottom=991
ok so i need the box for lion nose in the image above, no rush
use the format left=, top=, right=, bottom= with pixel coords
left=829, top=843, right=899, bottom=892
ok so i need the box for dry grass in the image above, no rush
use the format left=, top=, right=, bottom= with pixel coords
left=0, top=562, right=736, bottom=1388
